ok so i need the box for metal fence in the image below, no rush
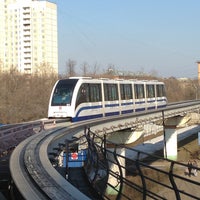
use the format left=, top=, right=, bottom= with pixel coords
left=83, top=127, right=200, bottom=200
left=0, top=123, right=39, bottom=157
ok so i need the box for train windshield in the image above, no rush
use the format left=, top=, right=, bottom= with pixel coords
left=51, top=79, right=78, bottom=106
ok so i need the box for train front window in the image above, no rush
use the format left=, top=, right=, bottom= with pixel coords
left=51, top=79, right=78, bottom=106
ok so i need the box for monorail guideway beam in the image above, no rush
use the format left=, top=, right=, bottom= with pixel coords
left=86, top=104, right=200, bottom=193
left=9, top=101, right=200, bottom=199
left=86, top=105, right=200, bottom=157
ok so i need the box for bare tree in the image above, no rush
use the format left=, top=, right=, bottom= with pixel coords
left=100, top=64, right=116, bottom=78
left=187, top=79, right=198, bottom=100
left=0, top=67, right=58, bottom=124
left=0, top=60, right=198, bottom=124
left=81, top=62, right=89, bottom=76
left=34, top=62, right=57, bottom=77
left=91, top=62, right=100, bottom=77
left=66, top=59, right=76, bottom=77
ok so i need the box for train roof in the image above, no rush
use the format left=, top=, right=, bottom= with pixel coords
left=66, top=77, right=164, bottom=84
left=69, top=76, right=92, bottom=79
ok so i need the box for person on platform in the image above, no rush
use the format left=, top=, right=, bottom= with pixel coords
left=187, top=160, right=193, bottom=177
left=192, top=160, right=198, bottom=176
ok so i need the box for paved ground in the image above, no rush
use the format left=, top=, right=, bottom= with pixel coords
left=154, top=163, right=200, bottom=200
left=151, top=129, right=200, bottom=200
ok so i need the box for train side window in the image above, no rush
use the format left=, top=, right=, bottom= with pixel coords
left=89, top=84, right=102, bottom=102
left=156, top=84, right=165, bottom=97
left=104, top=84, right=118, bottom=101
left=120, top=84, right=132, bottom=100
left=125, top=84, right=132, bottom=99
left=146, top=84, right=155, bottom=98
left=76, top=83, right=89, bottom=107
left=134, top=84, right=144, bottom=99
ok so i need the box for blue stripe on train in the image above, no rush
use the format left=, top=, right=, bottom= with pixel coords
left=147, top=106, right=156, bottom=110
left=135, top=108, right=146, bottom=112
left=105, top=111, right=120, bottom=117
left=121, top=102, right=133, bottom=106
left=105, top=103, right=119, bottom=107
left=135, top=101, right=145, bottom=104
left=157, top=104, right=167, bottom=108
left=122, top=109, right=134, bottom=114
left=72, top=114, right=103, bottom=122
left=147, top=100, right=156, bottom=103
left=72, top=101, right=166, bottom=122
left=75, top=105, right=102, bottom=116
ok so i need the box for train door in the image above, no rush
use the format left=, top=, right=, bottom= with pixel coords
left=134, top=83, right=146, bottom=112
left=120, top=83, right=134, bottom=114
left=146, top=83, right=156, bottom=111
left=103, top=82, right=120, bottom=117
left=88, top=83, right=103, bottom=119
left=156, top=83, right=167, bottom=109
left=74, top=81, right=103, bottom=121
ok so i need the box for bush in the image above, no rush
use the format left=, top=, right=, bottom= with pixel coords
left=0, top=69, right=58, bottom=124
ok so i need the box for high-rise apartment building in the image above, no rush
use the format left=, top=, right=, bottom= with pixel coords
left=0, top=0, right=58, bottom=74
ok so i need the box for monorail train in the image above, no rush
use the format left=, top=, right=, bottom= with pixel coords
left=48, top=77, right=167, bottom=122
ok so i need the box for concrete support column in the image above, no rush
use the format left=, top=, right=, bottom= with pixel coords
left=164, top=125, right=178, bottom=160
left=106, top=147, right=125, bottom=195
left=163, top=115, right=190, bottom=161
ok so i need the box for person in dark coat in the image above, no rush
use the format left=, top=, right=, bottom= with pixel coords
left=188, top=160, right=193, bottom=177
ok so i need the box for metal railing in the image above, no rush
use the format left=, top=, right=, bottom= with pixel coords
left=0, top=119, right=67, bottom=157
left=83, top=127, right=200, bottom=200
left=0, top=124, right=36, bottom=157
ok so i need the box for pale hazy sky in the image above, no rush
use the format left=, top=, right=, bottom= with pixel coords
left=51, top=0, right=200, bottom=78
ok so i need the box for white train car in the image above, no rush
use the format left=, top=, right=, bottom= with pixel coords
left=48, top=77, right=167, bottom=122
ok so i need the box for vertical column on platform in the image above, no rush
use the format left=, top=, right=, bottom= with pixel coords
left=106, top=147, right=125, bottom=195
left=164, top=125, right=178, bottom=160
left=65, top=139, right=69, bottom=179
